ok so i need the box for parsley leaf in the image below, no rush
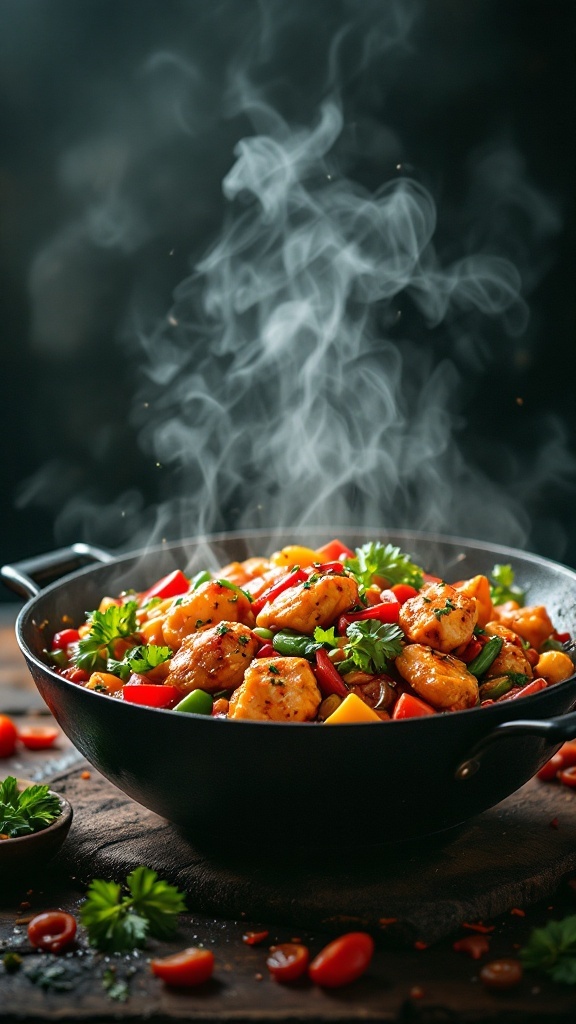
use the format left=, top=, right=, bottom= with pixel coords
left=0, top=777, right=62, bottom=838
left=79, top=866, right=186, bottom=953
left=107, top=644, right=172, bottom=682
left=74, top=601, right=139, bottom=672
left=345, top=542, right=423, bottom=595
left=489, top=564, right=526, bottom=607
left=313, top=626, right=339, bottom=647
left=339, top=620, right=405, bottom=676
left=520, top=915, right=576, bottom=984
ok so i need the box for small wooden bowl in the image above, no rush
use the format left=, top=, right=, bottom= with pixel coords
left=0, top=780, right=73, bottom=872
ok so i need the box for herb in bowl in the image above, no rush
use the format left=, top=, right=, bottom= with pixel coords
left=0, top=777, right=62, bottom=839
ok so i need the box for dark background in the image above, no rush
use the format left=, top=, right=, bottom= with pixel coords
left=1, top=0, right=575, bottom=600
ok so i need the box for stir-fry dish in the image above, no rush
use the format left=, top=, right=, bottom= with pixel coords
left=46, top=539, right=575, bottom=723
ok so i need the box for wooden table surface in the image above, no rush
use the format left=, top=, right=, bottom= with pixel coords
left=1, top=607, right=576, bottom=1023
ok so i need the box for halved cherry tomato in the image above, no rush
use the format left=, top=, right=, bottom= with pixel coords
left=27, top=911, right=77, bottom=953
left=0, top=715, right=18, bottom=757
left=557, top=741, right=576, bottom=768
left=536, top=752, right=565, bottom=781
left=266, top=942, right=310, bottom=982
left=150, top=947, right=214, bottom=987
left=315, top=539, right=355, bottom=562
left=51, top=628, right=80, bottom=650
left=18, top=725, right=60, bottom=750
left=251, top=568, right=309, bottom=615
left=122, top=682, right=178, bottom=708
left=140, top=569, right=190, bottom=605
left=308, top=932, right=374, bottom=988
left=314, top=649, right=348, bottom=698
left=392, top=693, right=435, bottom=719
left=59, top=667, right=89, bottom=684
left=557, top=766, right=576, bottom=788
left=390, top=584, right=419, bottom=604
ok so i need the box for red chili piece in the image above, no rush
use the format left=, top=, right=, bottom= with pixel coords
left=314, top=649, right=348, bottom=698
left=308, top=932, right=374, bottom=988
left=338, top=600, right=401, bottom=634
left=27, top=911, right=77, bottom=954
left=242, top=930, right=269, bottom=946
left=251, top=569, right=309, bottom=615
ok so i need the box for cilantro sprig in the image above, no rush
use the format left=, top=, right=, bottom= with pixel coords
left=79, top=866, right=187, bottom=952
left=520, top=915, right=576, bottom=985
left=339, top=620, right=405, bottom=676
left=345, top=542, right=424, bottom=596
left=73, top=601, right=139, bottom=672
left=107, top=644, right=172, bottom=682
left=489, top=564, right=526, bottom=607
left=0, top=776, right=62, bottom=838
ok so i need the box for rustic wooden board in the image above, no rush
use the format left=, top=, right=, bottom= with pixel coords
left=49, top=763, right=576, bottom=946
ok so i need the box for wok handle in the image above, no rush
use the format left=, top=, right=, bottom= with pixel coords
left=455, top=710, right=576, bottom=780
left=1, top=543, right=114, bottom=599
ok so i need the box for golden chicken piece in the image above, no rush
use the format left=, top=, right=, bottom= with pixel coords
left=218, top=557, right=275, bottom=587
left=453, top=575, right=494, bottom=628
left=492, top=602, right=554, bottom=651
left=227, top=657, right=321, bottom=721
left=166, top=622, right=259, bottom=695
left=255, top=573, right=359, bottom=633
left=395, top=644, right=479, bottom=711
left=162, top=580, right=255, bottom=649
left=398, top=582, right=478, bottom=654
left=534, top=650, right=574, bottom=685
left=481, top=621, right=533, bottom=680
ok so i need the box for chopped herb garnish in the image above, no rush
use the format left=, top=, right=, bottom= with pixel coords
left=215, top=578, right=252, bottom=602
left=74, top=601, right=139, bottom=672
left=345, top=542, right=424, bottom=595
left=269, top=664, right=280, bottom=675
left=313, top=626, right=339, bottom=647
left=339, top=620, right=405, bottom=676
left=215, top=623, right=229, bottom=636
left=489, top=564, right=526, bottom=607
left=520, top=914, right=576, bottom=984
left=434, top=599, right=455, bottom=621
left=238, top=634, right=250, bottom=646
left=107, top=644, right=172, bottom=682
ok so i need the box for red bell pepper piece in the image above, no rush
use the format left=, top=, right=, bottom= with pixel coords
left=555, top=631, right=571, bottom=644
left=251, top=568, right=308, bottom=615
left=51, top=628, right=81, bottom=650
left=123, top=681, right=179, bottom=708
left=338, top=599, right=401, bottom=634
left=509, top=677, right=548, bottom=699
left=392, top=693, right=435, bottom=719
left=389, top=584, right=419, bottom=604
left=140, top=569, right=190, bottom=605
left=313, top=561, right=349, bottom=575
left=315, top=539, right=355, bottom=561
left=314, top=649, right=348, bottom=698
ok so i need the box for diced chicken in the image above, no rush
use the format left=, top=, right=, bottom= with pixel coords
left=453, top=575, right=494, bottom=628
left=484, top=639, right=533, bottom=681
left=492, top=602, right=555, bottom=651
left=227, top=656, right=321, bottom=722
left=166, top=622, right=259, bottom=695
left=255, top=573, right=358, bottom=633
left=218, top=557, right=275, bottom=587
left=398, top=582, right=477, bottom=654
left=162, top=580, right=255, bottom=649
left=395, top=644, right=479, bottom=711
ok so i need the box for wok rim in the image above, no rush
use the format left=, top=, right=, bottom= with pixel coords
left=14, top=526, right=576, bottom=729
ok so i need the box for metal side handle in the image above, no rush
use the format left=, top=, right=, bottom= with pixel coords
left=455, top=709, right=576, bottom=780
left=1, top=543, right=114, bottom=600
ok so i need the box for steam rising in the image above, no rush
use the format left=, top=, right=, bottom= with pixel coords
left=18, top=2, right=575, bottom=559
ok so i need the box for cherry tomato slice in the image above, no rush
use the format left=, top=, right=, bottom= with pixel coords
left=557, top=765, right=576, bottom=788
left=0, top=715, right=18, bottom=757
left=557, top=741, right=576, bottom=768
left=51, top=628, right=81, bottom=650
left=536, top=752, right=565, bottom=781
left=266, top=943, right=310, bottom=982
left=479, top=958, right=523, bottom=990
left=59, top=667, right=90, bottom=684
left=27, top=911, right=77, bottom=953
left=392, top=693, right=435, bottom=719
left=308, top=932, right=374, bottom=988
left=150, top=947, right=214, bottom=987
left=18, top=725, right=60, bottom=750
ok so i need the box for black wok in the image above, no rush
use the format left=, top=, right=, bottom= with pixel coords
left=3, top=529, right=576, bottom=848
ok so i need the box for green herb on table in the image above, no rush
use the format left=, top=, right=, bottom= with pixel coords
left=489, top=564, right=526, bottom=607
left=345, top=542, right=424, bottom=595
left=79, top=866, right=187, bottom=953
left=25, top=961, right=75, bottom=991
left=520, top=914, right=576, bottom=984
left=2, top=952, right=22, bottom=973
left=0, top=777, right=61, bottom=838
left=102, top=965, right=130, bottom=1002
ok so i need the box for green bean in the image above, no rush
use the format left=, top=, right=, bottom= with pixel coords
left=467, top=635, right=503, bottom=677
left=272, top=629, right=321, bottom=660
left=479, top=676, right=514, bottom=700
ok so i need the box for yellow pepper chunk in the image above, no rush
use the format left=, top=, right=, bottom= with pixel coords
left=269, top=545, right=321, bottom=568
left=323, top=692, right=382, bottom=724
